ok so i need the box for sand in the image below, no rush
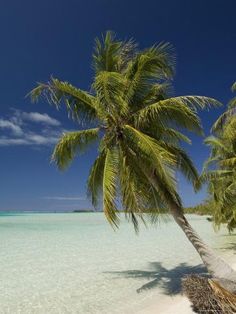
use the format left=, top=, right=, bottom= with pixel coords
left=139, top=260, right=236, bottom=313
left=138, top=295, right=193, bottom=313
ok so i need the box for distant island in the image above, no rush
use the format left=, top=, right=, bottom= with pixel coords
left=73, top=209, right=96, bottom=213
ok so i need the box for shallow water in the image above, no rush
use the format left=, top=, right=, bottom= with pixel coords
left=0, top=213, right=235, bottom=314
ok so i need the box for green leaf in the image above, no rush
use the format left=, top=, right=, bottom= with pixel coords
left=93, top=31, right=122, bottom=73
left=125, top=43, right=175, bottom=106
left=87, top=151, right=106, bottom=207
left=52, top=128, right=99, bottom=170
left=102, top=147, right=120, bottom=227
left=29, top=78, right=98, bottom=122
left=123, top=125, right=180, bottom=207
left=135, top=97, right=203, bottom=135
left=93, top=71, right=129, bottom=116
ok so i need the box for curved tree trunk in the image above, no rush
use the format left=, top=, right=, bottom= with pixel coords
left=146, top=170, right=236, bottom=282
left=169, top=202, right=236, bottom=281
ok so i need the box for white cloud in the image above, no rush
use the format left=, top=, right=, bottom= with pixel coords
left=0, top=133, right=60, bottom=146
left=0, top=138, right=29, bottom=145
left=21, top=112, right=61, bottom=126
left=43, top=196, right=86, bottom=201
left=0, top=131, right=63, bottom=146
left=26, top=133, right=59, bottom=145
left=0, top=119, right=23, bottom=136
left=0, top=110, right=65, bottom=147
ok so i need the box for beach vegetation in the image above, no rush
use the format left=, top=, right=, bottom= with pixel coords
left=202, top=83, right=236, bottom=232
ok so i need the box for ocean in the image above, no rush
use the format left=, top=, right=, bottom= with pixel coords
left=0, top=213, right=234, bottom=313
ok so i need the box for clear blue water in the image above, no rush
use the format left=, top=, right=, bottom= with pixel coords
left=0, top=213, right=234, bottom=313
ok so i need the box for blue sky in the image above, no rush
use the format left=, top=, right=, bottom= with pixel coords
left=0, top=0, right=235, bottom=212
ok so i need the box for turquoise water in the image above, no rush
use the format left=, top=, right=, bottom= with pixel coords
left=0, top=213, right=235, bottom=314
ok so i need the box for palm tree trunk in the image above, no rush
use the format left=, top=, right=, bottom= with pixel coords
left=169, top=202, right=236, bottom=281
left=146, top=170, right=236, bottom=282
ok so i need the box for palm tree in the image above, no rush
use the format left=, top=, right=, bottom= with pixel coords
left=29, top=31, right=235, bottom=280
left=203, top=83, right=236, bottom=232
left=210, top=82, right=236, bottom=132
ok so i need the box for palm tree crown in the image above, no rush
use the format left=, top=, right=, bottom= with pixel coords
left=203, top=83, right=236, bottom=231
left=29, top=31, right=220, bottom=230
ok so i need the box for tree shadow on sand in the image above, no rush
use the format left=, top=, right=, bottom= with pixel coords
left=105, top=262, right=208, bottom=295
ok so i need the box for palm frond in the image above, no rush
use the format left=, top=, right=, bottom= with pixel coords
left=93, top=31, right=122, bottom=73
left=200, top=170, right=233, bottom=183
left=119, top=147, right=148, bottom=232
left=223, top=116, right=236, bottom=138
left=116, top=38, right=138, bottom=72
left=139, top=123, right=191, bottom=145
left=220, top=181, right=236, bottom=208
left=119, top=142, right=170, bottom=228
left=211, top=84, right=236, bottom=132
left=124, top=125, right=176, bottom=167
left=52, top=128, right=99, bottom=170
left=171, top=96, right=221, bottom=110
left=93, top=71, right=128, bottom=115
left=220, top=157, right=236, bottom=167
left=102, top=147, right=120, bottom=227
left=141, top=82, right=173, bottom=105
left=202, top=156, right=220, bottom=172
left=135, top=97, right=203, bottom=134
left=123, top=125, right=180, bottom=206
left=29, top=78, right=98, bottom=122
left=144, top=166, right=182, bottom=209
left=204, top=136, right=231, bottom=156
left=125, top=43, right=175, bottom=105
left=161, top=128, right=191, bottom=144
left=161, top=143, right=199, bottom=187
left=87, top=151, right=106, bottom=207
left=211, top=109, right=236, bottom=133
left=228, top=96, right=236, bottom=109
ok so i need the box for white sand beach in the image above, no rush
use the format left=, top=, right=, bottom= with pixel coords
left=140, top=259, right=236, bottom=313
left=139, top=295, right=193, bottom=314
